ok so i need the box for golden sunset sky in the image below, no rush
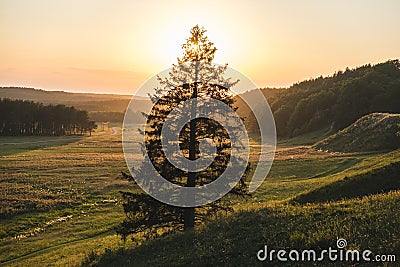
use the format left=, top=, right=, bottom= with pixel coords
left=1, top=0, right=399, bottom=94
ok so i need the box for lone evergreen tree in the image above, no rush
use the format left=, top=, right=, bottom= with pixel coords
left=118, top=25, right=249, bottom=240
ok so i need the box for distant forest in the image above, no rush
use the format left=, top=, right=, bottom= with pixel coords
left=0, top=87, right=151, bottom=123
left=242, top=60, right=400, bottom=137
left=0, top=98, right=96, bottom=136
left=1, top=60, right=399, bottom=137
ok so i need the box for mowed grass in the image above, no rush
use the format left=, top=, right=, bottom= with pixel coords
left=0, top=127, right=399, bottom=266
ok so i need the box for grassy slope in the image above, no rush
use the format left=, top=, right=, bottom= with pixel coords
left=313, top=113, right=400, bottom=152
left=1, top=130, right=399, bottom=266
left=92, top=149, right=400, bottom=266
left=88, top=148, right=400, bottom=266
left=292, top=160, right=400, bottom=204
left=96, top=191, right=400, bottom=266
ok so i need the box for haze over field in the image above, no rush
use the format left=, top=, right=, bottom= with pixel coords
left=1, top=0, right=400, bottom=94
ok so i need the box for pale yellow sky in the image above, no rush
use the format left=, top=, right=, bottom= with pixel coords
left=0, top=0, right=399, bottom=94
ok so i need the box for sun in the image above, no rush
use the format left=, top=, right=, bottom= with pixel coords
left=127, top=21, right=235, bottom=76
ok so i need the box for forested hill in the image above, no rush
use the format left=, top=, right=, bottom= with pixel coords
left=2, top=60, right=400, bottom=130
left=240, top=60, right=400, bottom=137
left=0, top=87, right=148, bottom=112
left=0, top=87, right=151, bottom=122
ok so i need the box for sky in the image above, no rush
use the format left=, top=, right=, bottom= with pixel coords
left=0, top=0, right=399, bottom=95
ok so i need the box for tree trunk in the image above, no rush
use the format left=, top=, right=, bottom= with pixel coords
left=184, top=63, right=199, bottom=231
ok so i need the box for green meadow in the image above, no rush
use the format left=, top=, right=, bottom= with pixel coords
left=0, top=125, right=399, bottom=266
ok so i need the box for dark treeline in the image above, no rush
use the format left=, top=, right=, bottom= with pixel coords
left=256, top=60, right=400, bottom=137
left=0, top=98, right=96, bottom=136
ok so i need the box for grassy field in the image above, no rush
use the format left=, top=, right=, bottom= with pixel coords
left=96, top=191, right=400, bottom=266
left=0, top=127, right=399, bottom=266
left=0, top=127, right=137, bottom=266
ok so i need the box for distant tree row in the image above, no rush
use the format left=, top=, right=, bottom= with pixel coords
left=0, top=98, right=97, bottom=136
left=252, top=60, right=400, bottom=137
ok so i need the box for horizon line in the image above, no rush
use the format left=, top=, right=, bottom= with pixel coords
left=1, top=58, right=397, bottom=96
